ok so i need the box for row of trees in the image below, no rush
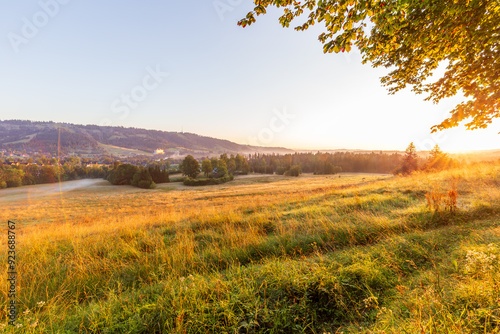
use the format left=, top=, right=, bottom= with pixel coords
left=179, top=148, right=456, bottom=182
left=396, top=143, right=458, bottom=175
left=181, top=154, right=250, bottom=179
left=247, top=151, right=401, bottom=175
left=106, top=163, right=169, bottom=189
left=0, top=145, right=459, bottom=190
left=180, top=154, right=243, bottom=185
left=0, top=162, right=107, bottom=189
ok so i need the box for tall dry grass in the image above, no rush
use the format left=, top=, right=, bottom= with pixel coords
left=0, top=163, right=498, bottom=333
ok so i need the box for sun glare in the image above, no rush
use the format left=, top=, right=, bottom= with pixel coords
left=438, top=124, right=500, bottom=153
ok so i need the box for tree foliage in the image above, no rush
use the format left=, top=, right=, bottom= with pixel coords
left=424, top=144, right=458, bottom=171
left=212, top=159, right=229, bottom=178
left=239, top=0, right=500, bottom=130
left=106, top=163, right=166, bottom=188
left=201, top=159, right=213, bottom=177
left=107, top=163, right=139, bottom=185
left=285, top=164, right=302, bottom=176
left=131, top=167, right=156, bottom=189
left=398, top=142, right=419, bottom=174
left=181, top=155, right=201, bottom=179
left=147, top=165, right=170, bottom=183
left=0, top=159, right=108, bottom=189
left=248, top=151, right=400, bottom=174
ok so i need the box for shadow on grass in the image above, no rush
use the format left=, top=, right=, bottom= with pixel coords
left=181, top=204, right=500, bottom=277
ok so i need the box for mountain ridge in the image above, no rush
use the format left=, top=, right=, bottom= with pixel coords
left=0, top=120, right=293, bottom=157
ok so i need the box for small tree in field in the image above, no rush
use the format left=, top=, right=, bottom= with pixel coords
left=424, top=144, right=457, bottom=171
left=426, top=144, right=446, bottom=171
left=181, top=155, right=200, bottom=179
left=430, top=144, right=443, bottom=160
left=399, top=142, right=419, bottom=175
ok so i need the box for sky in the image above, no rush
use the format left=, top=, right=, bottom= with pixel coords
left=0, top=1, right=498, bottom=152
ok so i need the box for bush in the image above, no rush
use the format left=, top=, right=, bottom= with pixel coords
left=170, top=176, right=186, bottom=183
left=131, top=168, right=155, bottom=189
left=6, top=178, right=22, bottom=188
left=106, top=164, right=156, bottom=189
left=107, top=164, right=139, bottom=185
left=183, top=174, right=234, bottom=186
left=276, top=166, right=287, bottom=175
left=168, top=169, right=182, bottom=175
left=3, top=167, right=24, bottom=188
left=285, top=164, right=302, bottom=177
left=138, top=180, right=156, bottom=189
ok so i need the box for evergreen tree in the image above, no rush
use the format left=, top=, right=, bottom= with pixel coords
left=400, top=142, right=419, bottom=175
left=148, top=165, right=169, bottom=183
left=425, top=144, right=456, bottom=171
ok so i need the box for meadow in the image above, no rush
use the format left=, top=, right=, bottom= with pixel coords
left=0, top=163, right=499, bottom=333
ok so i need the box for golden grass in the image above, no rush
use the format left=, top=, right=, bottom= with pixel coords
left=0, top=163, right=498, bottom=333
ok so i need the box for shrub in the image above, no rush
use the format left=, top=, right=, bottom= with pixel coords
left=137, top=180, right=156, bottom=189
left=170, top=176, right=186, bottom=183
left=425, top=181, right=458, bottom=213
left=285, top=164, right=302, bottom=177
left=3, top=167, right=24, bottom=187
left=276, top=166, right=287, bottom=175
left=107, top=164, right=139, bottom=185
left=131, top=168, right=155, bottom=189
left=183, top=174, right=234, bottom=186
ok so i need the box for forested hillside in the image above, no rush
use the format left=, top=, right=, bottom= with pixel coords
left=0, top=120, right=292, bottom=155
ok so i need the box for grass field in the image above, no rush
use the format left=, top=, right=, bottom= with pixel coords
left=0, top=164, right=499, bottom=333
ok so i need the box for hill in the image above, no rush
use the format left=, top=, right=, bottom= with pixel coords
left=0, top=120, right=293, bottom=156
left=0, top=163, right=499, bottom=332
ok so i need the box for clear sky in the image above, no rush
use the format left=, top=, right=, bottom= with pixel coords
left=0, top=1, right=498, bottom=152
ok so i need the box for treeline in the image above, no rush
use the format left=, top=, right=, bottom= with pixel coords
left=247, top=151, right=402, bottom=175
left=0, top=162, right=107, bottom=189
left=0, top=145, right=459, bottom=190
left=395, top=143, right=458, bottom=175
left=180, top=154, right=242, bottom=186
left=106, top=163, right=169, bottom=189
